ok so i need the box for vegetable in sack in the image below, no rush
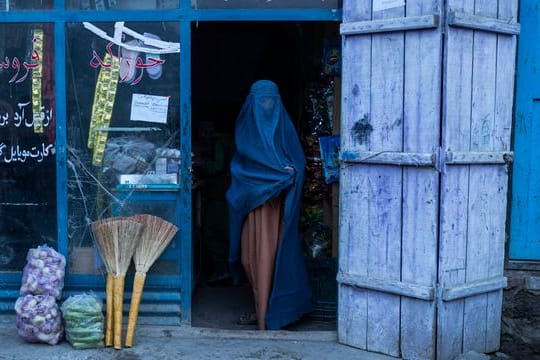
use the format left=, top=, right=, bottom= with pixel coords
left=15, top=295, right=63, bottom=345
left=20, top=245, right=66, bottom=300
left=61, top=293, right=104, bottom=349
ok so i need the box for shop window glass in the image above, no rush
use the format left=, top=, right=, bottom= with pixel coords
left=191, top=0, right=341, bottom=9
left=0, top=0, right=53, bottom=10
left=0, top=23, right=56, bottom=272
left=67, top=0, right=178, bottom=10
left=66, top=21, right=181, bottom=275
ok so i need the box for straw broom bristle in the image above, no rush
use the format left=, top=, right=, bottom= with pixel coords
left=111, top=218, right=143, bottom=276
left=131, top=214, right=178, bottom=273
left=91, top=217, right=142, bottom=275
left=90, top=218, right=117, bottom=274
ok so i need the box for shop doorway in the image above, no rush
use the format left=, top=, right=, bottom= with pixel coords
left=191, top=22, right=340, bottom=331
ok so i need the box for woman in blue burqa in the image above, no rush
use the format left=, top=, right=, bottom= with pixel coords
left=226, top=80, right=312, bottom=330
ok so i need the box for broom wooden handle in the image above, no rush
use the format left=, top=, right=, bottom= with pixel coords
left=125, top=272, right=147, bottom=347
left=105, top=273, right=114, bottom=347
left=113, top=275, right=125, bottom=350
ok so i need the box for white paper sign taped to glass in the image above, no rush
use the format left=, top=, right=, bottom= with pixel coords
left=130, top=93, right=169, bottom=124
left=373, top=0, right=405, bottom=12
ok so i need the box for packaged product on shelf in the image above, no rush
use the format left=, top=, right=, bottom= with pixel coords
left=61, top=294, right=104, bottom=349
left=15, top=294, right=64, bottom=345
left=303, top=159, right=326, bottom=203
left=303, top=221, right=332, bottom=258
left=321, top=39, right=341, bottom=77
left=20, top=245, right=66, bottom=300
left=304, top=80, right=335, bottom=137
left=103, top=136, right=156, bottom=174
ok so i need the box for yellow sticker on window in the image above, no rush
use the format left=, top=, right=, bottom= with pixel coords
left=87, top=53, right=120, bottom=166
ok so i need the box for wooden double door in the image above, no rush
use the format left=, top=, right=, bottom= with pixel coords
left=338, top=1, right=519, bottom=359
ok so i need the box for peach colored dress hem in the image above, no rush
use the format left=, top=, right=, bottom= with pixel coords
left=241, top=196, right=283, bottom=330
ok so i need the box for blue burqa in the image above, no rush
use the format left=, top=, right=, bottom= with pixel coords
left=226, top=80, right=312, bottom=329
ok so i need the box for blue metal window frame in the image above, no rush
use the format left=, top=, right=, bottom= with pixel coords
left=0, top=0, right=342, bottom=323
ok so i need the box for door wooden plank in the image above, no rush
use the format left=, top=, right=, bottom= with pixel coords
left=338, top=0, right=372, bottom=350
left=341, top=4, right=372, bottom=153
left=463, top=166, right=506, bottom=353
left=483, top=167, right=508, bottom=352
left=493, top=0, right=517, bottom=153
left=438, top=170, right=469, bottom=359
left=401, top=0, right=441, bottom=358
left=486, top=0, right=518, bottom=352
left=462, top=0, right=498, bottom=353
left=366, top=4, right=404, bottom=356
left=366, top=169, right=402, bottom=356
left=401, top=171, right=438, bottom=360
left=342, top=1, right=369, bottom=23
left=339, top=167, right=370, bottom=349
left=438, top=0, right=474, bottom=358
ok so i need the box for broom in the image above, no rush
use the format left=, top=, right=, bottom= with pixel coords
left=125, top=214, right=178, bottom=348
left=91, top=217, right=142, bottom=350
left=90, top=217, right=118, bottom=347
left=111, top=217, right=142, bottom=350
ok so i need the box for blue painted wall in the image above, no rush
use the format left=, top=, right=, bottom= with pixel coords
left=509, top=1, right=540, bottom=260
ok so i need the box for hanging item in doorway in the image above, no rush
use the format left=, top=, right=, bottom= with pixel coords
left=87, top=53, right=120, bottom=166
left=125, top=214, right=178, bottom=348
left=321, top=39, right=340, bottom=77
left=31, top=27, right=44, bottom=134
left=304, top=81, right=334, bottom=136
left=319, top=135, right=340, bottom=184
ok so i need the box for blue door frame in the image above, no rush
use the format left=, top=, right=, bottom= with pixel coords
left=509, top=0, right=540, bottom=261
left=0, top=0, right=341, bottom=324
